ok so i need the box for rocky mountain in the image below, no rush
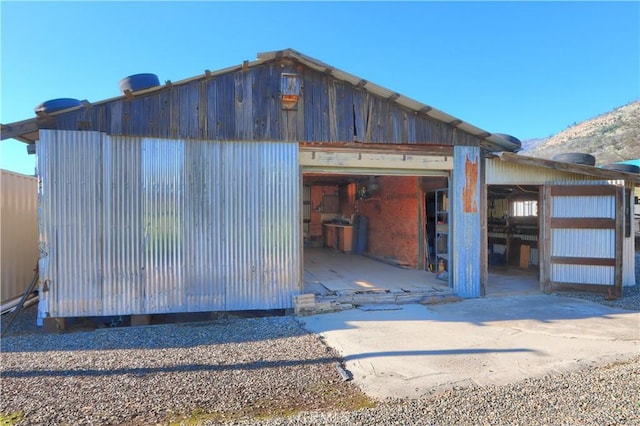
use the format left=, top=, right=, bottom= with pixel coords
left=521, top=100, right=640, bottom=165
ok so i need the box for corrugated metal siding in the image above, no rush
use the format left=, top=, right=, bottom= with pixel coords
left=485, top=159, right=602, bottom=185
left=548, top=185, right=617, bottom=286
left=552, top=196, right=615, bottom=218
left=451, top=146, right=481, bottom=298
left=551, top=229, right=615, bottom=258
left=102, top=135, right=145, bottom=315
left=551, top=265, right=615, bottom=286
left=38, top=131, right=105, bottom=317
left=1, top=170, right=39, bottom=303
left=38, top=130, right=300, bottom=318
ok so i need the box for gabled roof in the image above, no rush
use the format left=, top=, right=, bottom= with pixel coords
left=1, top=48, right=522, bottom=151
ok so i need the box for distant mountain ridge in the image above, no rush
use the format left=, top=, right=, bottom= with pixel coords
left=521, top=100, right=640, bottom=165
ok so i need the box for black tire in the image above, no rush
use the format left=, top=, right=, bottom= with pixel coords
left=34, top=98, right=81, bottom=114
left=118, top=73, right=160, bottom=94
left=493, top=133, right=522, bottom=151
left=601, top=163, right=640, bottom=174
left=552, top=153, right=596, bottom=166
left=494, top=133, right=522, bottom=147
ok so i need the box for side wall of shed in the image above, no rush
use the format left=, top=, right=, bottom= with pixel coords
left=1, top=170, right=39, bottom=303
left=486, top=159, right=635, bottom=287
left=37, top=130, right=300, bottom=318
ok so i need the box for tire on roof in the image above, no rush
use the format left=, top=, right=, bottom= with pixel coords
left=552, top=153, right=596, bottom=166
left=34, top=98, right=81, bottom=114
left=493, top=133, right=522, bottom=151
left=601, top=163, right=640, bottom=174
left=119, top=73, right=160, bottom=94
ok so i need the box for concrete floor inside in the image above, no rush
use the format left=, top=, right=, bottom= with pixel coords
left=303, top=248, right=540, bottom=303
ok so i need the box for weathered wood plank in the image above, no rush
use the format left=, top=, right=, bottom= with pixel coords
left=551, top=256, right=615, bottom=267
left=199, top=80, right=208, bottom=139
left=550, top=185, right=617, bottom=197
left=335, top=81, right=352, bottom=142
left=312, top=76, right=329, bottom=141
left=550, top=218, right=616, bottom=229
left=235, top=71, right=254, bottom=140
left=0, top=120, right=39, bottom=140
left=185, top=82, right=200, bottom=138
left=109, top=100, right=123, bottom=135
left=252, top=63, right=278, bottom=140
left=299, top=142, right=453, bottom=156
left=299, top=151, right=452, bottom=170
left=169, top=85, right=178, bottom=139
left=352, top=89, right=366, bottom=142
left=328, top=80, right=338, bottom=142
left=302, top=72, right=314, bottom=141
left=206, top=78, right=218, bottom=140
left=216, top=73, right=236, bottom=140
left=126, top=97, right=141, bottom=135
left=294, top=67, right=305, bottom=141
left=157, top=90, right=171, bottom=138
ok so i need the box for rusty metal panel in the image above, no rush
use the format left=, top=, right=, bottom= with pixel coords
left=1, top=170, right=39, bottom=303
left=451, top=145, right=481, bottom=298
left=38, top=130, right=300, bottom=318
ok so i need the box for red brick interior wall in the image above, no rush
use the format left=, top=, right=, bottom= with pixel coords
left=309, top=185, right=338, bottom=237
left=357, top=176, right=420, bottom=268
left=339, top=182, right=357, bottom=220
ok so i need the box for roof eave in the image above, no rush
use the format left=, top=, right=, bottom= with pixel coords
left=496, top=152, right=640, bottom=185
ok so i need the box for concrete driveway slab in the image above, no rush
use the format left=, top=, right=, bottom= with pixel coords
left=299, top=295, right=640, bottom=399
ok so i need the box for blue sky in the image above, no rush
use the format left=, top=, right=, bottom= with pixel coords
left=1, top=1, right=639, bottom=175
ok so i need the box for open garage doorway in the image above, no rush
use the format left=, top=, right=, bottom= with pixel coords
left=486, top=184, right=542, bottom=295
left=301, top=172, right=453, bottom=302
left=299, top=146, right=455, bottom=302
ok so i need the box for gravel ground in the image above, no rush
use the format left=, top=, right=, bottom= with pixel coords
left=1, top=311, right=371, bottom=425
left=1, top=255, right=639, bottom=425
left=218, top=356, right=640, bottom=426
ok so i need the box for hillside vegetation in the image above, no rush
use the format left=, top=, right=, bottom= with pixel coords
left=523, top=100, right=640, bottom=165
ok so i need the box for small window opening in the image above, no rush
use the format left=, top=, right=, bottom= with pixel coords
left=511, top=200, right=537, bottom=217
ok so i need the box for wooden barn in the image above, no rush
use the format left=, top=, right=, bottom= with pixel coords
left=2, top=48, right=637, bottom=322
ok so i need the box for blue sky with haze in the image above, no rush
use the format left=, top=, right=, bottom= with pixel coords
left=1, top=1, right=638, bottom=175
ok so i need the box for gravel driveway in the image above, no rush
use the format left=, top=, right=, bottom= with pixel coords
left=1, top=309, right=370, bottom=425
left=2, top=296, right=639, bottom=425
left=3, top=254, right=640, bottom=426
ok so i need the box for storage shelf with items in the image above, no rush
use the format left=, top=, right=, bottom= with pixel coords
left=434, top=188, right=449, bottom=282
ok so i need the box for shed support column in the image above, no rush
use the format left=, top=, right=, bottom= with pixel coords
left=451, top=145, right=482, bottom=298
